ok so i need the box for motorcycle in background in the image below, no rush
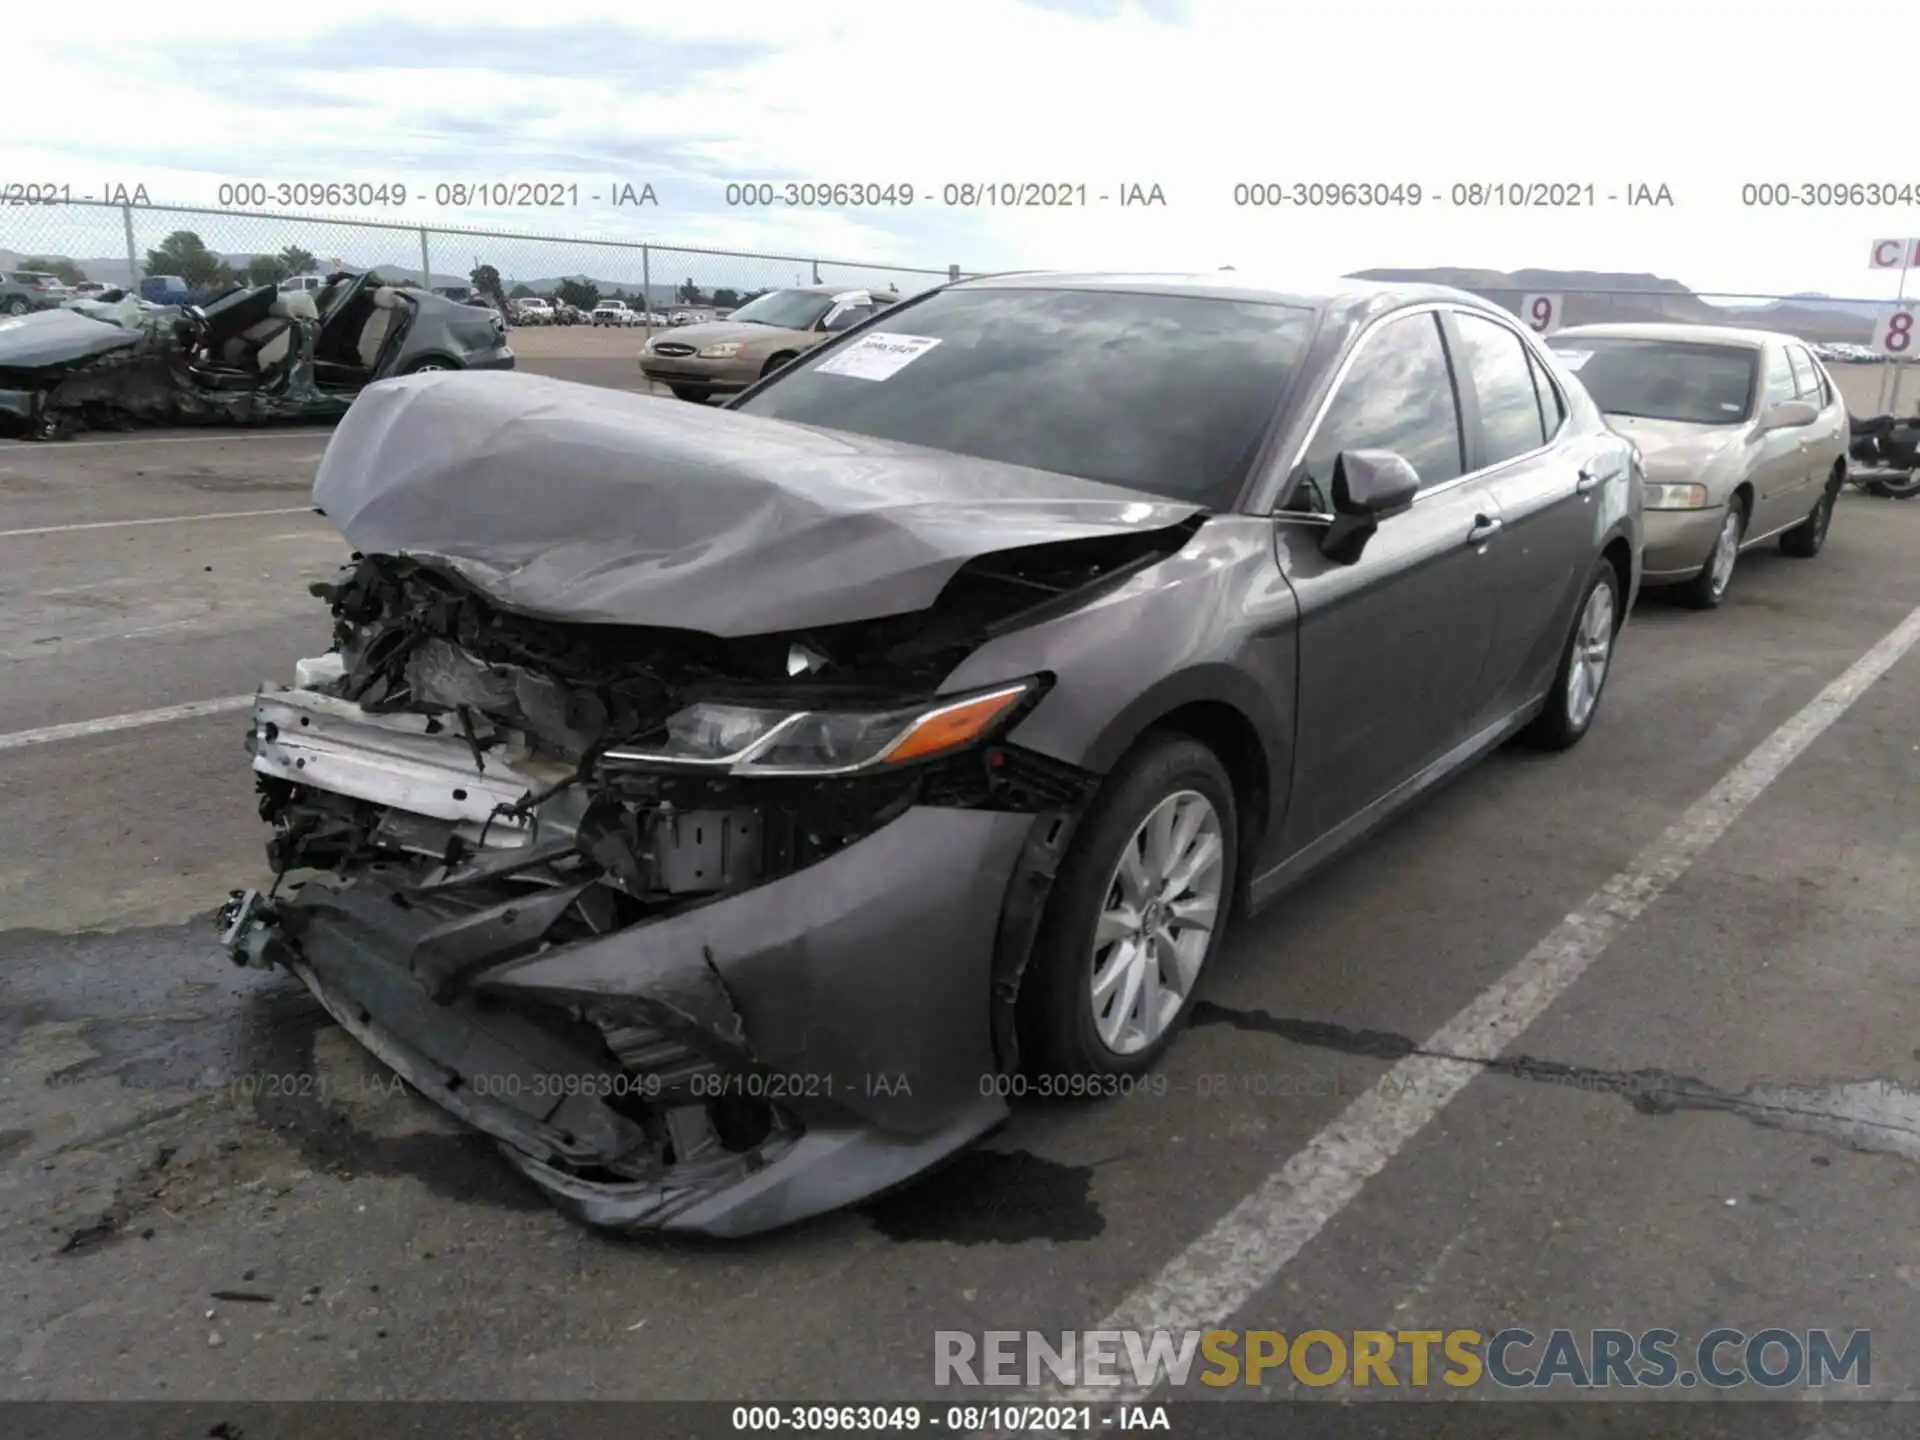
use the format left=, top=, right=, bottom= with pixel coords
left=1846, top=413, right=1920, bottom=499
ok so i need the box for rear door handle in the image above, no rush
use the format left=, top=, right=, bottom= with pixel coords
left=1466, top=515, right=1503, bottom=545
left=1575, top=467, right=1602, bottom=495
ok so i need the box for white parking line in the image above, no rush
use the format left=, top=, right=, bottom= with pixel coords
left=0, top=695, right=253, bottom=754
left=1030, top=601, right=1920, bottom=1409
left=0, top=507, right=315, bottom=539
left=0, top=430, right=330, bottom=452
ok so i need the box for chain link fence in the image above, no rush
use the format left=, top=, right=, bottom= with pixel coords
left=0, top=198, right=965, bottom=312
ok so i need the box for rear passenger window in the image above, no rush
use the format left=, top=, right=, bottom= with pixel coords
left=1299, top=311, right=1465, bottom=499
left=1787, top=346, right=1828, bottom=405
left=1449, top=312, right=1548, bottom=465
left=1527, top=349, right=1566, bottom=435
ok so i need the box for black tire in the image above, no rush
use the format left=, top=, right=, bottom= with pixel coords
left=668, top=385, right=709, bottom=403
left=2, top=297, right=29, bottom=316
left=1780, top=473, right=1839, bottom=557
left=1522, top=560, right=1622, bottom=751
left=1016, top=732, right=1239, bottom=1081
left=1675, top=498, right=1746, bottom=610
left=401, top=357, right=458, bottom=375
left=1866, top=473, right=1920, bottom=500
left=761, top=351, right=797, bottom=379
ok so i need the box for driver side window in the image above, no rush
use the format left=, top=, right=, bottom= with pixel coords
left=1761, top=347, right=1796, bottom=407
left=1295, top=312, right=1465, bottom=510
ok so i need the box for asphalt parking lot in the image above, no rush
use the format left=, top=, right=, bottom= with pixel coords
left=2, top=365, right=1919, bottom=1413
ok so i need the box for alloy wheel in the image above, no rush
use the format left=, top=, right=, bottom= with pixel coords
left=1565, top=579, right=1615, bottom=730
left=1088, top=790, right=1224, bottom=1055
left=1707, top=508, right=1742, bottom=597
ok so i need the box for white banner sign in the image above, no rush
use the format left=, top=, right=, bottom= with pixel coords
left=1867, top=238, right=1919, bottom=270
left=1520, top=293, right=1564, bottom=336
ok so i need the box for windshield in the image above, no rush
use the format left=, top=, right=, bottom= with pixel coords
left=727, top=289, right=835, bottom=330
left=1549, top=337, right=1757, bottom=425
left=734, top=286, right=1317, bottom=508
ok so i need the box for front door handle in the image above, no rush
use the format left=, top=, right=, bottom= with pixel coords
left=1466, top=514, right=1504, bottom=546
left=1575, top=467, right=1602, bottom=495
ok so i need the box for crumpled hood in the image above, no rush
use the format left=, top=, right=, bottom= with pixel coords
left=1604, top=414, right=1748, bottom=475
left=312, top=370, right=1204, bottom=636
left=0, top=309, right=145, bottom=370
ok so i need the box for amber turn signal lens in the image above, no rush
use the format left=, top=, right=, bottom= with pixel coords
left=882, top=685, right=1029, bottom=765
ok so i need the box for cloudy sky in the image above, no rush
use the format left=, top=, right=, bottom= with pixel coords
left=5, top=0, right=1918, bottom=299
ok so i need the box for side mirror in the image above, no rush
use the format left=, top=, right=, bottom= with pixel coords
left=1759, top=399, right=1818, bottom=432
left=1318, top=450, right=1420, bottom=564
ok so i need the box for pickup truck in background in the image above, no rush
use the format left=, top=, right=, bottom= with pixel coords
left=139, top=275, right=199, bottom=306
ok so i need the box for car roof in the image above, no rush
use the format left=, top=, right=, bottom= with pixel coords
left=1550, top=321, right=1780, bottom=349
left=945, top=269, right=1495, bottom=313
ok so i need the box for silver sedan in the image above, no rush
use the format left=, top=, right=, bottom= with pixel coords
left=1547, top=323, right=1849, bottom=609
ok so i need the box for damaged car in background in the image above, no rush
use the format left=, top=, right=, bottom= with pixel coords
left=0, top=270, right=513, bottom=438
left=219, top=272, right=1641, bottom=1236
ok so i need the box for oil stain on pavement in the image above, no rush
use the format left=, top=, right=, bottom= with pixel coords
left=863, top=1149, right=1105, bottom=1244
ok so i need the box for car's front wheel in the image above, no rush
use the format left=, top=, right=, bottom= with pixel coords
left=1017, top=732, right=1238, bottom=1079
left=1676, top=499, right=1745, bottom=610
left=2, top=297, right=28, bottom=316
left=401, top=358, right=456, bottom=375
left=1522, top=559, right=1621, bottom=751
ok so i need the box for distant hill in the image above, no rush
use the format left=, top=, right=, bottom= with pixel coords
left=1345, top=267, right=1888, bottom=343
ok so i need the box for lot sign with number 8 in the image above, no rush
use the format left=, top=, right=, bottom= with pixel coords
left=1873, top=308, right=1915, bottom=357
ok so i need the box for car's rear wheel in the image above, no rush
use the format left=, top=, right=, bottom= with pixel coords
left=1522, top=559, right=1621, bottom=751
left=2, top=297, right=28, bottom=316
left=1676, top=499, right=1745, bottom=610
left=1017, top=733, right=1238, bottom=1080
left=402, top=358, right=455, bottom=375
left=1780, top=471, right=1840, bottom=557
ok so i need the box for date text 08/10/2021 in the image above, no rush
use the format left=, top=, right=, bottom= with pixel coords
left=0, top=178, right=1679, bottom=211
left=7, top=177, right=1920, bottom=211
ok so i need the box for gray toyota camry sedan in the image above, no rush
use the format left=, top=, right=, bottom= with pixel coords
left=219, top=272, right=1643, bottom=1236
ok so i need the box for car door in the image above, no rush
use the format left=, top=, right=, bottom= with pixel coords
left=1786, top=342, right=1844, bottom=497
left=1438, top=309, right=1598, bottom=724
left=1750, top=342, right=1806, bottom=531
left=1273, top=308, right=1506, bottom=855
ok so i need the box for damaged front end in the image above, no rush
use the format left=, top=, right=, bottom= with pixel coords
left=217, top=540, right=1173, bottom=1234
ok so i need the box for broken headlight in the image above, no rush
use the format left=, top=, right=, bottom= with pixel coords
left=603, top=679, right=1037, bottom=776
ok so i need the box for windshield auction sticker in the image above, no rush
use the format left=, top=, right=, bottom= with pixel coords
left=814, top=332, right=942, bottom=381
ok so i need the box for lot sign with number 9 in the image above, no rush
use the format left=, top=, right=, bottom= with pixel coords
left=1521, top=294, right=1564, bottom=336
